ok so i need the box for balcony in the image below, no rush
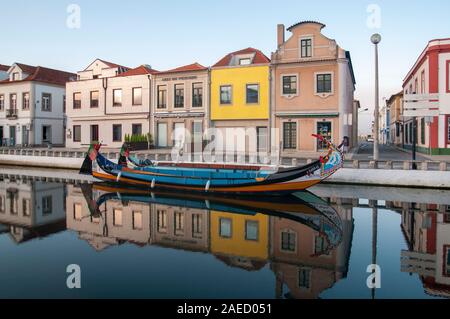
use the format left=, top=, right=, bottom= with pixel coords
left=403, top=94, right=439, bottom=117
left=6, top=108, right=18, bottom=119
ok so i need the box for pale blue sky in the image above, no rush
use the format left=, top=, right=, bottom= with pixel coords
left=2, top=0, right=449, bottom=133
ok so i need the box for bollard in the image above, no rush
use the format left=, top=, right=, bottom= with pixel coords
left=292, top=158, right=297, bottom=166
left=155, top=154, right=159, bottom=161
left=385, top=161, right=393, bottom=169
left=306, top=159, right=312, bottom=164
left=440, top=162, right=448, bottom=171
left=421, top=161, right=428, bottom=171
left=369, top=161, right=378, bottom=169
left=403, top=161, right=410, bottom=170
left=352, top=160, right=360, bottom=169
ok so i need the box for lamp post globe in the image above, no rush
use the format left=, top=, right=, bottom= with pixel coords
left=371, top=33, right=381, bottom=44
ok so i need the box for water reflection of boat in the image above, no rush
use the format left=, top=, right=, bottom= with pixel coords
left=86, top=183, right=343, bottom=253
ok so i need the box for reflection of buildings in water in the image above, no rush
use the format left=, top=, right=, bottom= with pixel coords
left=66, top=185, right=354, bottom=298
left=210, top=211, right=269, bottom=270
left=270, top=197, right=354, bottom=299
left=0, top=179, right=66, bottom=243
left=401, top=203, right=450, bottom=298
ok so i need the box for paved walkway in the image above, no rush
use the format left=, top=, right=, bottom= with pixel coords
left=352, top=142, right=429, bottom=161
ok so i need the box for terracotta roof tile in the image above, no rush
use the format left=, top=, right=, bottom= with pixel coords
left=287, top=21, right=326, bottom=32
left=158, top=62, right=208, bottom=74
left=212, top=48, right=270, bottom=67
left=97, top=59, right=129, bottom=69
left=118, top=65, right=159, bottom=77
left=0, top=63, right=76, bottom=86
left=0, top=64, right=10, bottom=72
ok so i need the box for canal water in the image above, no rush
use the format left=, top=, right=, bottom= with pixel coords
left=0, top=172, right=449, bottom=299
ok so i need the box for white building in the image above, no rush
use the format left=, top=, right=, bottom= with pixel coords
left=0, top=63, right=75, bottom=146
left=65, top=59, right=158, bottom=149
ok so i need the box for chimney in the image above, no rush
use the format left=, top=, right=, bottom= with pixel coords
left=277, top=24, right=285, bottom=47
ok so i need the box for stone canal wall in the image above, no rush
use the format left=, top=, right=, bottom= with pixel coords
left=1, top=150, right=450, bottom=189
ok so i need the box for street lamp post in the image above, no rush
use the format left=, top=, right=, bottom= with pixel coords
left=371, top=33, right=381, bottom=161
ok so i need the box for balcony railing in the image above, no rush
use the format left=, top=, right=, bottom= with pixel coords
left=6, top=108, right=18, bottom=119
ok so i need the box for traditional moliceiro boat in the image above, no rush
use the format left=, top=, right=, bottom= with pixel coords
left=80, top=135, right=343, bottom=195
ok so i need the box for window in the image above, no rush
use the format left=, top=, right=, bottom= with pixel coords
left=192, top=83, right=203, bottom=107
left=192, top=214, right=203, bottom=238
left=22, top=93, right=30, bottom=110
left=10, top=94, right=17, bottom=109
left=157, top=85, right=167, bottom=109
left=157, top=122, right=168, bottom=147
left=415, top=78, right=419, bottom=94
left=91, top=124, right=99, bottom=142
left=132, top=87, right=142, bottom=106
left=246, top=84, right=259, bottom=104
left=112, top=124, right=122, bottom=142
left=113, top=89, right=122, bottom=107
left=421, top=70, right=426, bottom=94
left=245, top=220, right=259, bottom=241
left=316, top=74, right=332, bottom=93
left=405, top=124, right=409, bottom=144
left=132, top=211, right=143, bottom=230
left=42, top=93, right=51, bottom=111
left=157, top=210, right=167, bottom=233
left=174, top=84, right=184, bottom=108
left=74, top=203, right=82, bottom=221
left=281, top=231, right=296, bottom=252
left=42, top=196, right=52, bottom=215
left=132, top=124, right=142, bottom=136
left=283, top=122, right=297, bottom=150
left=90, top=91, right=99, bottom=108
left=421, top=118, right=425, bottom=145
left=219, top=218, right=232, bottom=238
left=315, top=236, right=329, bottom=254
left=239, top=58, right=251, bottom=65
left=282, top=75, right=297, bottom=95
left=317, top=122, right=332, bottom=150
left=113, top=209, right=123, bottom=226
left=174, top=212, right=184, bottom=236
left=63, top=95, right=66, bottom=113
left=73, top=125, right=81, bottom=142
left=12, top=72, right=20, bottom=81
left=220, top=85, right=232, bottom=105
left=298, top=268, right=311, bottom=289
left=23, top=199, right=31, bottom=217
left=73, top=92, right=81, bottom=109
left=0, top=95, right=4, bottom=110
left=301, top=38, right=312, bottom=58
left=0, top=195, right=4, bottom=213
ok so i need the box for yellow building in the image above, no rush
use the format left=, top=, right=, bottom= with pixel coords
left=210, top=211, right=269, bottom=270
left=210, top=48, right=270, bottom=154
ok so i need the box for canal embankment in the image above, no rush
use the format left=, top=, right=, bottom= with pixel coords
left=1, top=149, right=450, bottom=189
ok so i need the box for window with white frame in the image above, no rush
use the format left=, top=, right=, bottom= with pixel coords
left=41, top=93, right=51, bottom=111
left=316, top=74, right=332, bottom=94
left=300, top=38, right=312, bottom=58
left=220, top=85, right=232, bottom=105
left=0, top=94, right=4, bottom=110
left=282, top=75, right=297, bottom=95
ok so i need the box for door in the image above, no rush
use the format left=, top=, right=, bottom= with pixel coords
left=0, top=126, right=3, bottom=146
left=157, top=123, right=167, bottom=147
left=9, top=126, right=16, bottom=146
left=317, top=121, right=332, bottom=151
left=90, top=125, right=99, bottom=143
left=42, top=125, right=52, bottom=144
left=256, top=127, right=268, bottom=153
left=173, top=122, right=185, bottom=149
left=22, top=125, right=29, bottom=146
left=192, top=121, right=203, bottom=152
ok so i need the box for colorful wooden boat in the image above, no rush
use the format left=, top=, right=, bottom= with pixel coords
left=82, top=183, right=343, bottom=253
left=80, top=134, right=343, bottom=195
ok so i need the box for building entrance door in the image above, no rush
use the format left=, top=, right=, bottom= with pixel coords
left=317, top=121, right=332, bottom=151
left=9, top=126, right=16, bottom=146
left=22, top=126, right=29, bottom=146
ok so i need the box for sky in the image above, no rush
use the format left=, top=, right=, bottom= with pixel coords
left=1, top=0, right=449, bottom=134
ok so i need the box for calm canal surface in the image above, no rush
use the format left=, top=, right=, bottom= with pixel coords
left=0, top=171, right=449, bottom=299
